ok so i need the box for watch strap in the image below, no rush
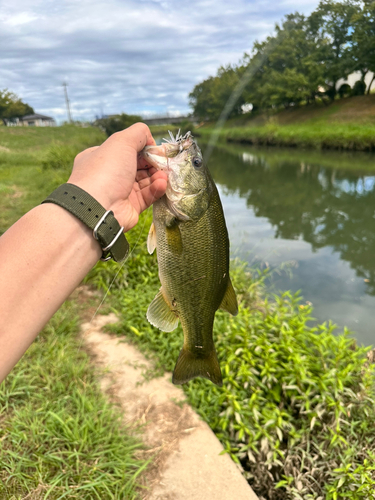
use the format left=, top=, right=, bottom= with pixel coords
left=42, top=183, right=129, bottom=262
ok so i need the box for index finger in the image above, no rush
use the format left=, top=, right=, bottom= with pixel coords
left=111, top=122, right=156, bottom=151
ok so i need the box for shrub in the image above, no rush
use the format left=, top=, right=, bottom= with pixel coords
left=96, top=113, right=142, bottom=137
left=338, top=83, right=351, bottom=98
left=352, top=80, right=366, bottom=96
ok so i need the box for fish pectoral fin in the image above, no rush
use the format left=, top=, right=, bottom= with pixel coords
left=172, top=347, right=222, bottom=387
left=219, top=278, right=238, bottom=316
left=147, top=289, right=179, bottom=332
left=166, top=223, right=183, bottom=255
left=147, top=222, right=157, bottom=255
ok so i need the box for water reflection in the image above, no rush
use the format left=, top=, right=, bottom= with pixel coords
left=204, top=143, right=375, bottom=344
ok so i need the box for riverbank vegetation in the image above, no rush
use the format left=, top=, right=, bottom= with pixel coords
left=189, top=1, right=375, bottom=130
left=87, top=208, right=375, bottom=500
left=197, top=116, right=375, bottom=151
left=2, top=125, right=375, bottom=498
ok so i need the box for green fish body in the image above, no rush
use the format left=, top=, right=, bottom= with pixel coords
left=143, top=132, right=238, bottom=386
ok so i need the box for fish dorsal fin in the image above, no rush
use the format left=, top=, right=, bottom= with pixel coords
left=147, top=289, right=179, bottom=332
left=220, top=278, right=238, bottom=316
left=147, top=222, right=156, bottom=254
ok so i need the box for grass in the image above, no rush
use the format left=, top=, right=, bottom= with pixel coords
left=0, top=125, right=105, bottom=235
left=0, top=301, right=148, bottom=500
left=203, top=139, right=375, bottom=174
left=197, top=95, right=375, bottom=151
left=197, top=122, right=375, bottom=151
left=85, top=209, right=375, bottom=499
left=0, top=125, right=150, bottom=500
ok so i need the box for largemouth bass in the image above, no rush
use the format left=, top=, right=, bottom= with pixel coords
left=142, top=131, right=238, bottom=386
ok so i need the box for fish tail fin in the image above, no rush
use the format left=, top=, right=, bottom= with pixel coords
left=172, top=347, right=222, bottom=387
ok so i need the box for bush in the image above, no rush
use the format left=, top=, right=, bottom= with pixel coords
left=96, top=113, right=142, bottom=136
left=352, top=80, right=366, bottom=96
left=338, top=83, right=351, bottom=98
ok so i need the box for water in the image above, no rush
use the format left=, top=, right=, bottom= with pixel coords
left=204, top=141, right=375, bottom=346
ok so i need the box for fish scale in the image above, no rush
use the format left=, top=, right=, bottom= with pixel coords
left=142, top=131, right=238, bottom=386
left=153, top=177, right=231, bottom=385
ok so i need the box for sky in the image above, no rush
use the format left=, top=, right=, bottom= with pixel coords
left=0, top=0, right=321, bottom=123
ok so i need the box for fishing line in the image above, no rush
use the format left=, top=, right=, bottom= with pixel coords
left=88, top=207, right=150, bottom=325
left=80, top=164, right=162, bottom=341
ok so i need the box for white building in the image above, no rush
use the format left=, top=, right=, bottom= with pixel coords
left=20, top=113, right=56, bottom=126
left=6, top=113, right=56, bottom=127
left=336, top=72, right=375, bottom=93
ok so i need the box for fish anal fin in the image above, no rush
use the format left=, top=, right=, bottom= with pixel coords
left=220, top=278, right=238, bottom=316
left=172, top=347, right=222, bottom=387
left=147, top=222, right=156, bottom=254
left=166, top=223, right=183, bottom=255
left=147, top=289, right=179, bottom=332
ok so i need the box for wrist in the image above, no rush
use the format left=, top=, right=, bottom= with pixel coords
left=67, top=175, right=113, bottom=212
left=42, top=183, right=129, bottom=262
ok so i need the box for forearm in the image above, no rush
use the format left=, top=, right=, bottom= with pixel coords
left=0, top=203, right=102, bottom=383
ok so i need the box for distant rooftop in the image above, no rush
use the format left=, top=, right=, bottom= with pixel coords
left=22, top=113, right=55, bottom=121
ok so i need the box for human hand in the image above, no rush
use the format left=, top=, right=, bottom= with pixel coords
left=68, top=122, right=168, bottom=232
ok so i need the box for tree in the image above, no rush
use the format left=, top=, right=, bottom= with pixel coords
left=0, top=89, right=34, bottom=124
left=351, top=0, right=375, bottom=93
left=309, top=0, right=358, bottom=100
left=241, top=13, right=326, bottom=109
left=189, top=65, right=245, bottom=121
left=96, top=113, right=142, bottom=136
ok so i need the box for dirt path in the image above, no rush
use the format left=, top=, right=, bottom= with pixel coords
left=81, top=312, right=259, bottom=500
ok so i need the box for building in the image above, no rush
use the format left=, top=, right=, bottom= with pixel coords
left=20, top=113, right=56, bottom=126
left=336, top=72, right=375, bottom=93
left=5, top=113, right=56, bottom=127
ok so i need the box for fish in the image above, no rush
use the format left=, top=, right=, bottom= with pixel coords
left=142, top=130, right=238, bottom=386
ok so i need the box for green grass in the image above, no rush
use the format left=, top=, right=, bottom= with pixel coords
left=0, top=125, right=105, bottom=234
left=0, top=125, right=150, bottom=500
left=85, top=208, right=375, bottom=500
left=197, top=122, right=375, bottom=151
left=197, top=95, right=375, bottom=151
left=0, top=301, right=148, bottom=500
left=203, top=139, right=375, bottom=174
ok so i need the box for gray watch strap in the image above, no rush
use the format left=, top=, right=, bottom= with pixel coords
left=42, top=183, right=129, bottom=262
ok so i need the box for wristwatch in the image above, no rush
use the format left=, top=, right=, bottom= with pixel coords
left=42, top=183, right=129, bottom=262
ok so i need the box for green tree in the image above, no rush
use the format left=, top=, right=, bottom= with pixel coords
left=309, top=0, right=358, bottom=100
left=189, top=65, right=245, bottom=121
left=351, top=0, right=375, bottom=93
left=242, top=13, right=326, bottom=109
left=96, top=113, right=142, bottom=136
left=0, top=89, right=34, bottom=124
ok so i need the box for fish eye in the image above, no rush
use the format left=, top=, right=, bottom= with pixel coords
left=193, top=157, right=202, bottom=168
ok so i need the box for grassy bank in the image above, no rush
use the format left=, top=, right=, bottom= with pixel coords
left=198, top=95, right=375, bottom=151
left=86, top=208, right=375, bottom=500
left=0, top=126, right=150, bottom=499
left=3, top=124, right=375, bottom=499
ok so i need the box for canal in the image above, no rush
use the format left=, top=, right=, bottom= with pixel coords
left=204, top=141, right=375, bottom=346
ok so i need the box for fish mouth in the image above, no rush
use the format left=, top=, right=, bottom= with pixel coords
left=142, top=130, right=195, bottom=170
left=143, top=150, right=170, bottom=171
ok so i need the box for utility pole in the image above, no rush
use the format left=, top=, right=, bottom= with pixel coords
left=62, top=82, right=73, bottom=123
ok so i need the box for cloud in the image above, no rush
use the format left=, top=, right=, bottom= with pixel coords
left=0, top=0, right=320, bottom=122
